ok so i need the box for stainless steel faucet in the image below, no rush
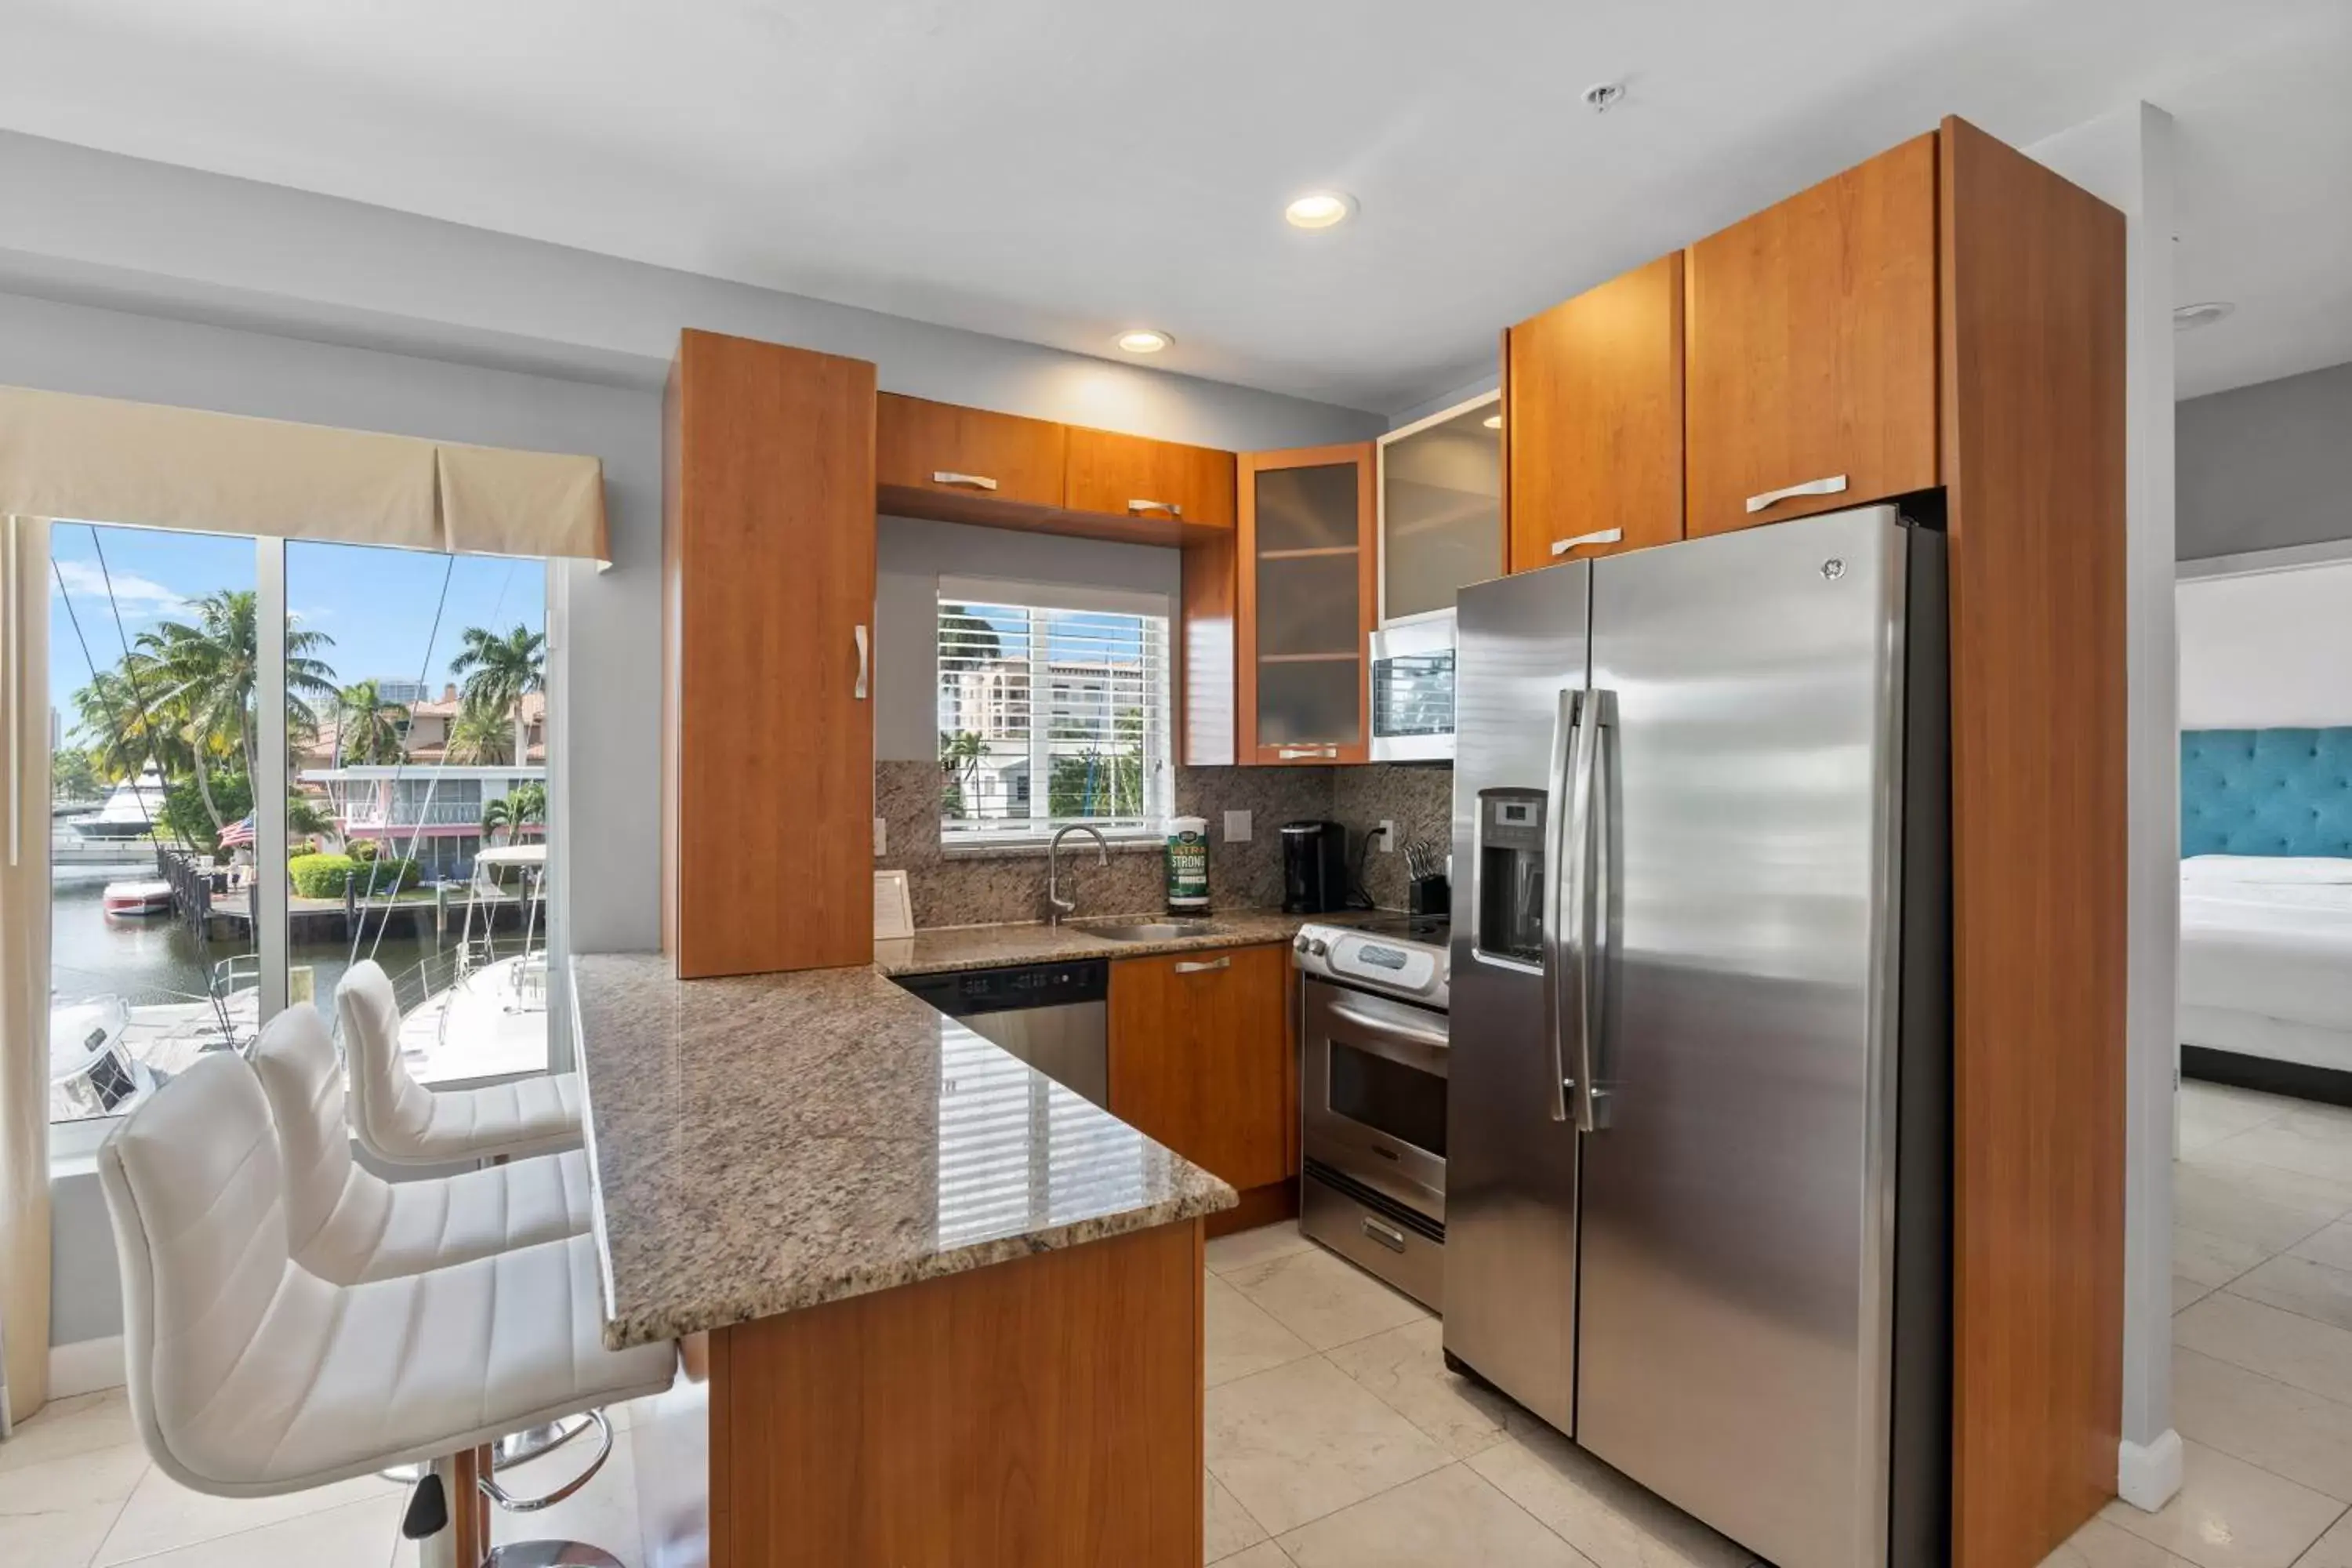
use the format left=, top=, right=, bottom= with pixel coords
left=1047, top=824, right=1110, bottom=925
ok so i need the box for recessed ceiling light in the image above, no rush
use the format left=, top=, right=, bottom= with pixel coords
left=1284, top=191, right=1356, bottom=230
left=1483, top=414, right=1503, bottom=430
left=1115, top=328, right=1171, bottom=354
left=2173, top=301, right=2235, bottom=332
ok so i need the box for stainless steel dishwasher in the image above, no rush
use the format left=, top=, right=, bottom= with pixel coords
left=890, top=960, right=1111, bottom=1108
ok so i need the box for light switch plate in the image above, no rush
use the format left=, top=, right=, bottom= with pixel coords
left=1223, top=810, right=1252, bottom=843
left=873, top=816, right=887, bottom=857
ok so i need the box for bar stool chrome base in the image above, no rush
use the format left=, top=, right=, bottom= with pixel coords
left=384, top=1412, right=597, bottom=1483
left=481, top=1544, right=623, bottom=1567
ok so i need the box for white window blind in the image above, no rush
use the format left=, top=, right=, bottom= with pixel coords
left=936, top=576, right=1173, bottom=848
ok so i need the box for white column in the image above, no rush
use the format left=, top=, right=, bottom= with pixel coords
left=2029, top=101, right=2183, bottom=1510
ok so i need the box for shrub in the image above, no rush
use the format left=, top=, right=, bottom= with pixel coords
left=288, top=853, right=421, bottom=898
left=348, top=838, right=380, bottom=863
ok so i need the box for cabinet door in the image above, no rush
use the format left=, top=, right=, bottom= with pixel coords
left=1109, top=946, right=1292, bottom=1191
left=1505, top=253, right=1685, bottom=572
left=1066, top=427, right=1237, bottom=531
left=876, top=392, right=1065, bottom=510
left=1381, top=395, right=1504, bottom=614
left=1238, top=444, right=1376, bottom=765
left=1685, top=132, right=1938, bottom=535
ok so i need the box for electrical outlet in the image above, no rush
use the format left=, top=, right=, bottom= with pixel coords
left=873, top=816, right=887, bottom=857
left=1223, top=810, right=1252, bottom=843
left=1378, top=818, right=1396, bottom=852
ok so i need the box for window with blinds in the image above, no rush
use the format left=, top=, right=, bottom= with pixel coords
left=936, top=576, right=1174, bottom=848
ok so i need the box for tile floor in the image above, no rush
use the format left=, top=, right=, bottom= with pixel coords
left=15, top=1076, right=2352, bottom=1567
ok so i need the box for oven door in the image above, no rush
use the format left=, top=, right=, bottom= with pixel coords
left=1301, top=978, right=1449, bottom=1219
left=1370, top=612, right=1456, bottom=762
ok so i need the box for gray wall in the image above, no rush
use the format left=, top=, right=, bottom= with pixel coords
left=2178, top=359, right=2352, bottom=560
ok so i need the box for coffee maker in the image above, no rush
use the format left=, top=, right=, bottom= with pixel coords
left=1279, top=821, right=1348, bottom=914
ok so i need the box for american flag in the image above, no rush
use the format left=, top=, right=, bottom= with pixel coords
left=217, top=815, right=257, bottom=848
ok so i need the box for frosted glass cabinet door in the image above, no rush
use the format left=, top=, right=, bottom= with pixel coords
left=1239, top=443, right=1376, bottom=764
left=1379, top=394, right=1502, bottom=622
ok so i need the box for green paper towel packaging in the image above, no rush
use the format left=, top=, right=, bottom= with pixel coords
left=1165, top=816, right=1210, bottom=913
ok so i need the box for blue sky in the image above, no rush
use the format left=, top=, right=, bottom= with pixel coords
left=46, top=522, right=545, bottom=736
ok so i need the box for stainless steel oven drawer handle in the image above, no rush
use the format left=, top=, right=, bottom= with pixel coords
left=1359, top=1215, right=1408, bottom=1253
left=1173, top=956, right=1230, bottom=974
left=1324, top=1000, right=1449, bottom=1051
left=931, top=470, right=1000, bottom=491
left=1127, top=498, right=1183, bottom=517
left=1743, top=473, right=1847, bottom=514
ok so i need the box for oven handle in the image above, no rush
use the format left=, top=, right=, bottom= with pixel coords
left=1323, top=998, right=1450, bottom=1053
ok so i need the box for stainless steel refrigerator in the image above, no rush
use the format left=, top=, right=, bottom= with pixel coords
left=1443, top=505, right=1951, bottom=1568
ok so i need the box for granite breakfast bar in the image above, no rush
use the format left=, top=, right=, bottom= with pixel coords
left=570, top=953, right=1239, bottom=1568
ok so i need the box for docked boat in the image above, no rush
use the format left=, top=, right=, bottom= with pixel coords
left=101, top=879, right=175, bottom=917
left=69, top=765, right=169, bottom=840
left=49, top=995, right=158, bottom=1120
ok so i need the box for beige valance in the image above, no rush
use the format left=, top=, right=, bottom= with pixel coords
left=0, top=383, right=608, bottom=561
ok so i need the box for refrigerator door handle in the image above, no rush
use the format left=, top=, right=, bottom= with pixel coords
left=1541, top=686, right=1582, bottom=1123
left=1573, top=690, right=1616, bottom=1132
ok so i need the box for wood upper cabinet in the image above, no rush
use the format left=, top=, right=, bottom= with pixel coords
left=876, top=392, right=1065, bottom=512
left=1504, top=252, right=1686, bottom=572
left=664, top=330, right=877, bottom=978
left=1109, top=945, right=1293, bottom=1192
left=1684, top=132, right=1940, bottom=536
left=1065, top=426, right=1237, bottom=531
left=1237, top=443, right=1377, bottom=765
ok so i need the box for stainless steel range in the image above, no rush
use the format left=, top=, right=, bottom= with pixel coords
left=1291, top=913, right=1450, bottom=1309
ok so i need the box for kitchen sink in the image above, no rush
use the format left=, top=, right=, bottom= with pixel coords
left=1076, top=920, right=1225, bottom=943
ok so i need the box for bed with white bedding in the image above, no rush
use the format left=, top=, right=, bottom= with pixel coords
left=2181, top=855, right=2352, bottom=1078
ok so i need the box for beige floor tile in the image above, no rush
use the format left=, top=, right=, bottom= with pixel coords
left=97, top=1461, right=398, bottom=1566
left=2176, top=1293, right=2352, bottom=1406
left=114, top=1493, right=399, bottom=1568
left=1224, top=1245, right=1430, bottom=1352
left=2173, top=1345, right=2352, bottom=1502
left=1207, top=1221, right=1316, bottom=1277
left=2229, top=1254, right=2352, bottom=1334
left=2179, top=1084, right=2298, bottom=1152
left=1207, top=1272, right=1316, bottom=1388
left=0, top=1389, right=136, bottom=1476
left=2098, top=1438, right=2342, bottom=1568
left=1323, top=1318, right=1515, bottom=1458
left=1207, top=1472, right=1270, bottom=1563
left=0, top=1443, right=149, bottom=1568
left=1465, top=1423, right=1753, bottom=1568
left=2297, top=1509, right=2352, bottom=1567
left=2040, top=1515, right=2200, bottom=1566
left=1218, top=1544, right=1296, bottom=1568
left=2296, top=1221, right=2352, bottom=1274
left=1279, top=1462, right=1595, bottom=1568
left=2208, top=1113, right=2352, bottom=1188
left=1204, top=1356, right=1450, bottom=1536
left=2176, top=1154, right=2352, bottom=1254
left=2176, top=1276, right=2216, bottom=1314
left=2175, top=1225, right=2275, bottom=1289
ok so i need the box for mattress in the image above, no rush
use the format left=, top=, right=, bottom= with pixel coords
left=2180, top=856, right=2352, bottom=1069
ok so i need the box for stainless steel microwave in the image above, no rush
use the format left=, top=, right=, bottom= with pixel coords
left=1369, top=610, right=1456, bottom=762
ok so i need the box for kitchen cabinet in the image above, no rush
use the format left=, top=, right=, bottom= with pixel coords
left=1684, top=132, right=1939, bottom=536
left=876, top=392, right=1066, bottom=518
left=1109, top=945, right=1292, bottom=1193
left=663, top=330, right=877, bottom=978
left=1065, top=426, right=1236, bottom=531
left=1379, top=391, right=1502, bottom=615
left=1504, top=253, right=1686, bottom=571
left=1237, top=443, right=1377, bottom=764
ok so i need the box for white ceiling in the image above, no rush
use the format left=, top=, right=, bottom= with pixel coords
left=0, top=0, right=2344, bottom=413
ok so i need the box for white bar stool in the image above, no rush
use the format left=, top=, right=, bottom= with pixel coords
left=339, top=960, right=583, bottom=1167
left=99, top=1053, right=674, bottom=1568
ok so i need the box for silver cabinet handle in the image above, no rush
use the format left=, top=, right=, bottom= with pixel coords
left=1127, top=498, right=1184, bottom=517
left=1744, top=474, right=1847, bottom=514
left=1359, top=1215, right=1407, bottom=1253
left=1276, top=745, right=1339, bottom=760
left=853, top=623, right=869, bottom=701
left=1173, top=956, right=1231, bottom=974
left=1550, top=526, right=1624, bottom=557
left=931, top=470, right=999, bottom=491
left=1541, top=688, right=1579, bottom=1123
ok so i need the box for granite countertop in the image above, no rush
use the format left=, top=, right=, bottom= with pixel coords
left=570, top=953, right=1239, bottom=1349
left=872, top=907, right=1314, bottom=976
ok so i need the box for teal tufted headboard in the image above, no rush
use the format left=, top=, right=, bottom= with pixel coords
left=2181, top=728, right=2352, bottom=858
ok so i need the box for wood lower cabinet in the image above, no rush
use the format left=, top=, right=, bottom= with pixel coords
left=1109, top=945, right=1292, bottom=1192
left=663, top=330, right=875, bottom=978
left=1238, top=444, right=1377, bottom=765
left=1504, top=252, right=1686, bottom=572
left=876, top=391, right=1065, bottom=517
left=1685, top=132, right=1940, bottom=536
left=1065, top=426, right=1236, bottom=531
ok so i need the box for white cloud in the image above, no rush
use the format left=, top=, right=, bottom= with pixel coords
left=49, top=558, right=187, bottom=622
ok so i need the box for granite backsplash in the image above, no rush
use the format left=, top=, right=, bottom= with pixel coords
left=873, top=759, right=1455, bottom=929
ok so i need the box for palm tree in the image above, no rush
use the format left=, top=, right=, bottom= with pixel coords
left=138, top=590, right=337, bottom=828
left=450, top=624, right=546, bottom=764
left=938, top=729, right=988, bottom=819
left=335, top=679, right=408, bottom=766
left=71, top=664, right=192, bottom=784
left=481, top=782, right=547, bottom=845
left=938, top=604, right=1003, bottom=673
left=445, top=703, right=516, bottom=766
